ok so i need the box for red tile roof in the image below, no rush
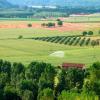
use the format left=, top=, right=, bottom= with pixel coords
left=62, top=63, right=85, bottom=69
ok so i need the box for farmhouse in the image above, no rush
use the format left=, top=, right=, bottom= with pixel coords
left=62, top=63, right=85, bottom=69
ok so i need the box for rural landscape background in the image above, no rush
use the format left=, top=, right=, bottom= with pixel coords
left=0, top=0, right=100, bottom=100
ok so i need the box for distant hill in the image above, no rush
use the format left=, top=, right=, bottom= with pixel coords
left=7, top=0, right=100, bottom=7
left=0, top=0, right=13, bottom=8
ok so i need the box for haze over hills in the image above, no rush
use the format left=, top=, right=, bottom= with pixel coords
left=0, top=0, right=13, bottom=8
left=1, top=0, right=100, bottom=8
left=7, top=0, right=100, bottom=7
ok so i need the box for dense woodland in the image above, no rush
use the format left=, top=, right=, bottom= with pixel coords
left=0, top=59, right=99, bottom=100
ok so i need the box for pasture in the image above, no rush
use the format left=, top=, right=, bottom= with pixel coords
left=0, top=39, right=100, bottom=66
left=0, top=18, right=100, bottom=66
left=64, top=14, right=100, bottom=23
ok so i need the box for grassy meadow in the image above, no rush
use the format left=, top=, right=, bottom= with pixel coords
left=0, top=27, right=82, bottom=39
left=0, top=14, right=100, bottom=23
left=0, top=39, right=100, bottom=66
left=65, top=15, right=100, bottom=23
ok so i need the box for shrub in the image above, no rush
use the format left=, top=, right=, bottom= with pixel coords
left=45, top=22, right=55, bottom=27
left=85, top=38, right=91, bottom=45
left=54, top=37, right=62, bottom=43
left=27, top=23, right=32, bottom=27
left=91, top=40, right=97, bottom=47
left=18, top=35, right=23, bottom=39
left=98, top=30, right=100, bottom=35
left=69, top=37, right=77, bottom=45
left=64, top=37, right=71, bottom=44
left=59, top=37, right=67, bottom=44
left=41, top=23, right=46, bottom=27
left=79, top=38, right=86, bottom=46
left=57, top=21, right=63, bottom=26
left=82, top=31, right=88, bottom=36
left=74, top=37, right=81, bottom=46
left=88, top=31, right=93, bottom=35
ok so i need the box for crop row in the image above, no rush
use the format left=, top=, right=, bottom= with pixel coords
left=33, top=36, right=92, bottom=46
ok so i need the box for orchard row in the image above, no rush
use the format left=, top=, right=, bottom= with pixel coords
left=33, top=36, right=99, bottom=46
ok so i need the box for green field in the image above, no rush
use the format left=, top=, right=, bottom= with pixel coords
left=65, top=15, right=100, bottom=23
left=0, top=38, right=100, bottom=66
left=0, top=27, right=84, bottom=39
left=0, top=13, right=100, bottom=23
left=0, top=18, right=100, bottom=66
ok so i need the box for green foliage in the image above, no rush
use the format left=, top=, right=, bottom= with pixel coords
left=27, top=23, right=32, bottom=27
left=91, top=62, right=100, bottom=70
left=82, top=31, right=94, bottom=36
left=4, top=85, right=21, bottom=100
left=58, top=90, right=99, bottom=100
left=22, top=90, right=34, bottom=100
left=20, top=80, right=33, bottom=91
left=28, top=62, right=47, bottom=81
left=41, top=23, right=46, bottom=27
left=38, top=88, right=54, bottom=100
left=41, top=22, right=55, bottom=27
left=82, top=31, right=88, bottom=36
left=85, top=38, right=91, bottom=45
left=82, top=62, right=100, bottom=99
left=0, top=61, right=11, bottom=74
left=0, top=73, right=9, bottom=87
left=0, top=59, right=99, bottom=100
left=58, top=90, right=79, bottom=100
left=47, top=22, right=55, bottom=27
left=90, top=62, right=100, bottom=96
left=56, top=19, right=61, bottom=21
left=88, top=31, right=93, bottom=35
left=57, top=21, right=63, bottom=26
left=38, top=64, right=56, bottom=92
left=33, top=36, right=95, bottom=47
left=91, top=40, right=97, bottom=47
left=13, top=62, right=25, bottom=75
left=58, top=68, right=84, bottom=91
left=18, top=35, right=23, bottom=39
left=98, top=30, right=100, bottom=35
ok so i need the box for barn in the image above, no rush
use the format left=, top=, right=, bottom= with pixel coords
left=62, top=63, right=85, bottom=69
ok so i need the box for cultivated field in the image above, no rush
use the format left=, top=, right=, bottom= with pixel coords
left=0, top=20, right=100, bottom=32
left=0, top=18, right=100, bottom=66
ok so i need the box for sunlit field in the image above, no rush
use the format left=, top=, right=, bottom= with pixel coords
left=0, top=39, right=100, bottom=66
left=0, top=19, right=100, bottom=66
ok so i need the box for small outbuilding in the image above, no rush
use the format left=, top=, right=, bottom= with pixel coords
left=62, top=63, right=85, bottom=69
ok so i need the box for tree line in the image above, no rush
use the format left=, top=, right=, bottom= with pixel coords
left=0, top=59, right=100, bottom=100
